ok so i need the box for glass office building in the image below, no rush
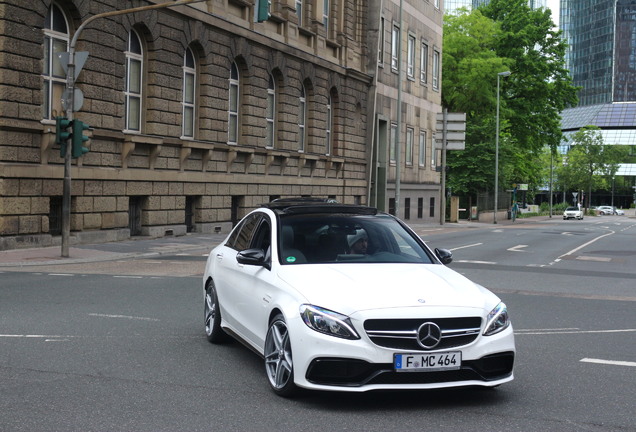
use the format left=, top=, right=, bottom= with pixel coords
left=560, top=0, right=636, bottom=187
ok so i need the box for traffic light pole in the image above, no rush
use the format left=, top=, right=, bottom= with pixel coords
left=59, top=0, right=207, bottom=257
left=61, top=51, right=75, bottom=257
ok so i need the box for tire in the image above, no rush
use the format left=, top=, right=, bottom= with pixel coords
left=264, top=314, right=297, bottom=397
left=204, top=279, right=229, bottom=343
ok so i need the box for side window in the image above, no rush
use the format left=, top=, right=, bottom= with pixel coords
left=225, top=213, right=261, bottom=251
left=251, top=218, right=271, bottom=252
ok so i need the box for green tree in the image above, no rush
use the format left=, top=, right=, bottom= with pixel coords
left=442, top=10, right=510, bottom=196
left=442, top=1, right=578, bottom=202
left=557, top=127, right=629, bottom=208
left=480, top=0, right=578, bottom=153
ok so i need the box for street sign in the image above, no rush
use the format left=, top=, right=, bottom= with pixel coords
left=58, top=51, right=89, bottom=80
left=435, top=112, right=466, bottom=150
left=61, top=88, right=84, bottom=112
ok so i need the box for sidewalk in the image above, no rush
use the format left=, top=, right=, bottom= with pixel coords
left=0, top=214, right=544, bottom=268
left=2, top=211, right=633, bottom=267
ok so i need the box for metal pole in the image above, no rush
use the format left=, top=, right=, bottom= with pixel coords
left=494, top=74, right=500, bottom=224
left=366, top=0, right=384, bottom=208
left=61, top=53, right=75, bottom=257
left=439, top=108, right=447, bottom=225
left=60, top=0, right=207, bottom=257
left=394, top=0, right=403, bottom=219
left=549, top=150, right=553, bottom=218
left=494, top=70, right=510, bottom=224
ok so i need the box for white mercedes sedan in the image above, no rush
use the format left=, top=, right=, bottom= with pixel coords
left=202, top=198, right=515, bottom=396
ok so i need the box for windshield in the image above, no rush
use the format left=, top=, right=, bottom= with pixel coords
left=277, top=213, right=435, bottom=265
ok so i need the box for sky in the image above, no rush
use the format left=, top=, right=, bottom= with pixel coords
left=546, top=0, right=560, bottom=26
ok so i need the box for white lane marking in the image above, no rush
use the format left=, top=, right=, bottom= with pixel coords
left=455, top=260, right=497, bottom=265
left=0, top=334, right=76, bottom=338
left=581, top=358, right=636, bottom=368
left=113, top=275, right=143, bottom=279
left=449, top=243, right=482, bottom=251
left=517, top=328, right=579, bottom=332
left=515, top=328, right=636, bottom=335
left=576, top=256, right=611, bottom=262
left=558, top=230, right=615, bottom=260
left=48, top=273, right=74, bottom=276
left=88, top=313, right=159, bottom=322
left=507, top=244, right=528, bottom=252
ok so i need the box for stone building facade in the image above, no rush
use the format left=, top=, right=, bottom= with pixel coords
left=0, top=0, right=443, bottom=250
left=367, top=0, right=444, bottom=220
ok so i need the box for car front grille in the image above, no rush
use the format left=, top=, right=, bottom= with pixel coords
left=305, top=352, right=515, bottom=387
left=363, top=317, right=482, bottom=351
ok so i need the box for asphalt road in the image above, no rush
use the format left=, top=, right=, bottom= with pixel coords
left=1, top=215, right=635, bottom=431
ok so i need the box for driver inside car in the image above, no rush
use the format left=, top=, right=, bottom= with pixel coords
left=347, top=228, right=368, bottom=255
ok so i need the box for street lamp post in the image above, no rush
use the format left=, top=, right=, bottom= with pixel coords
left=494, top=70, right=511, bottom=224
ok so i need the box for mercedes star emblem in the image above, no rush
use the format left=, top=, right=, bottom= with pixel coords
left=417, top=322, right=442, bottom=349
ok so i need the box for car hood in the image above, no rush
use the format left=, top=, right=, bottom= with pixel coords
left=277, top=264, right=497, bottom=315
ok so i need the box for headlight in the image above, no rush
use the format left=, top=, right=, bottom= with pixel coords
left=483, top=302, right=510, bottom=336
left=299, top=305, right=360, bottom=340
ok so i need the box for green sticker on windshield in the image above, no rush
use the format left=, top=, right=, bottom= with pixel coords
left=286, top=256, right=296, bottom=263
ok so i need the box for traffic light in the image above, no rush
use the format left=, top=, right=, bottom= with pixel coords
left=55, top=116, right=72, bottom=158
left=71, top=119, right=90, bottom=158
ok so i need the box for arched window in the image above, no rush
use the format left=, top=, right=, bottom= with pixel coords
left=182, top=47, right=196, bottom=138
left=42, top=3, right=69, bottom=120
left=326, top=93, right=332, bottom=156
left=298, top=84, right=307, bottom=152
left=228, top=62, right=240, bottom=144
left=125, top=30, right=143, bottom=132
left=266, top=73, right=276, bottom=148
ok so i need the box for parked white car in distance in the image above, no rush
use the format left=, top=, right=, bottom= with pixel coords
left=597, top=206, right=616, bottom=215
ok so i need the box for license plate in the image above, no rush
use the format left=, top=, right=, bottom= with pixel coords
left=394, top=351, right=461, bottom=372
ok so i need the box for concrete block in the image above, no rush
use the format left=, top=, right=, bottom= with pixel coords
left=93, top=196, right=117, bottom=212
left=0, top=216, right=20, bottom=235
left=0, top=178, right=20, bottom=195
left=30, top=197, right=50, bottom=214
left=83, top=213, right=102, bottom=229
left=127, top=182, right=152, bottom=195
left=103, top=181, right=126, bottom=196
left=19, top=179, right=42, bottom=196
left=73, top=197, right=94, bottom=213
left=1, top=197, right=30, bottom=215
left=116, top=196, right=128, bottom=211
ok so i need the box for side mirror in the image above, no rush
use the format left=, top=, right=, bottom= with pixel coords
left=236, top=248, right=271, bottom=270
left=434, top=248, right=453, bottom=265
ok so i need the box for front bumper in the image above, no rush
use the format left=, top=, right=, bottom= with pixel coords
left=288, top=314, right=516, bottom=392
left=306, top=351, right=514, bottom=387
